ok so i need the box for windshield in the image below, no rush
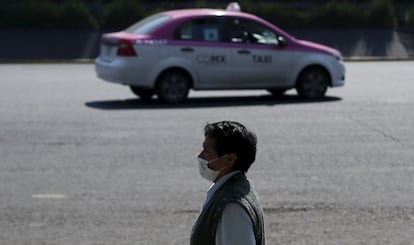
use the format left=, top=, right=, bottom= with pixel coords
left=125, top=14, right=171, bottom=34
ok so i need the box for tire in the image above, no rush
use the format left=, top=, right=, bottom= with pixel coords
left=129, top=86, right=155, bottom=100
left=267, top=88, right=287, bottom=97
left=156, top=70, right=190, bottom=104
left=296, top=67, right=329, bottom=99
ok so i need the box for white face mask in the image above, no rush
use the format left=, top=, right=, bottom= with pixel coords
left=198, top=156, right=224, bottom=182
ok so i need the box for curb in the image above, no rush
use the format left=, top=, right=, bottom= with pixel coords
left=1, top=57, right=413, bottom=64
left=344, top=57, right=414, bottom=62
left=0, top=59, right=95, bottom=64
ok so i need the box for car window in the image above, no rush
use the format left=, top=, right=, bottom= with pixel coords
left=225, top=18, right=279, bottom=45
left=175, top=17, right=221, bottom=42
left=125, top=14, right=171, bottom=34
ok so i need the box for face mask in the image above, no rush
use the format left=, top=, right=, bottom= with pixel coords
left=198, top=156, right=224, bottom=182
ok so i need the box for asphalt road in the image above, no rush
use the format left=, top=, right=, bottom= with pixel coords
left=0, top=61, right=413, bottom=245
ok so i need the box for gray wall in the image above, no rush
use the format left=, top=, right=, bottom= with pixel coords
left=0, top=31, right=101, bottom=60
left=290, top=29, right=414, bottom=58
left=0, top=29, right=413, bottom=61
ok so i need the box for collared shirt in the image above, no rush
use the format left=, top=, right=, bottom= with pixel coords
left=201, top=171, right=256, bottom=245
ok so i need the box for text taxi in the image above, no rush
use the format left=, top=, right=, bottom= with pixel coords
left=95, top=3, right=345, bottom=103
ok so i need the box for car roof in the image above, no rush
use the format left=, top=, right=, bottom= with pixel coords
left=161, top=8, right=260, bottom=20
left=153, top=8, right=293, bottom=40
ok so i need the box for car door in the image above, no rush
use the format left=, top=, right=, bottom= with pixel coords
left=223, top=17, right=293, bottom=88
left=172, top=17, right=233, bottom=89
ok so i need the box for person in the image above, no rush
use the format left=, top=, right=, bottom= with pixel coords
left=191, top=121, right=265, bottom=245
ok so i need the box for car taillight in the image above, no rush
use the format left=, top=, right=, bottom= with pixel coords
left=117, top=39, right=137, bottom=57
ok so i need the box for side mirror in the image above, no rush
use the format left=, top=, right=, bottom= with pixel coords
left=277, top=36, right=287, bottom=48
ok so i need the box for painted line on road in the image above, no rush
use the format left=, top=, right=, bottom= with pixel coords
left=32, top=194, right=67, bottom=199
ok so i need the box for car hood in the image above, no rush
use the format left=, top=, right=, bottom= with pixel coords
left=297, top=39, right=341, bottom=56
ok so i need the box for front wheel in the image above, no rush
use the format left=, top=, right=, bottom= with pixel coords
left=156, top=70, right=190, bottom=104
left=296, top=67, right=329, bottom=99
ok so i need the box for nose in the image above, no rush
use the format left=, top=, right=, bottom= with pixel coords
left=197, top=151, right=205, bottom=159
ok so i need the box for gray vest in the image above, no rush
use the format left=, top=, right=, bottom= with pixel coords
left=190, top=172, right=265, bottom=245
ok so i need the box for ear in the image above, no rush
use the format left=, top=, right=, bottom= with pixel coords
left=225, top=153, right=238, bottom=168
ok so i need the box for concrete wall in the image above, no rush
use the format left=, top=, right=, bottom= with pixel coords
left=0, top=31, right=101, bottom=60
left=290, top=29, right=414, bottom=58
left=0, top=29, right=413, bottom=61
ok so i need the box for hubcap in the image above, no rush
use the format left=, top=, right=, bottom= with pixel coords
left=301, top=71, right=327, bottom=98
left=159, top=73, right=188, bottom=102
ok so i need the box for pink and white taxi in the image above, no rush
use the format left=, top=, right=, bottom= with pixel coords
left=95, top=3, right=345, bottom=103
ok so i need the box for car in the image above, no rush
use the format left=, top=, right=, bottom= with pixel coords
left=95, top=3, right=345, bottom=103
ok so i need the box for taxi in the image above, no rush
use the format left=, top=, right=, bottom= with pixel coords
left=95, top=3, right=345, bottom=103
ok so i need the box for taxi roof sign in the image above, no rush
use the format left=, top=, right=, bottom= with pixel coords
left=226, top=2, right=241, bottom=12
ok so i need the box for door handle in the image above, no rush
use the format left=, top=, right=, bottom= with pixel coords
left=181, top=47, right=194, bottom=52
left=238, top=50, right=250, bottom=54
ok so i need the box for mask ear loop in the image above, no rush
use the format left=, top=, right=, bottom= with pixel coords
left=207, top=154, right=227, bottom=164
left=223, top=153, right=237, bottom=169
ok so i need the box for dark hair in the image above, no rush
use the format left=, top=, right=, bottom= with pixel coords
left=204, top=121, right=257, bottom=173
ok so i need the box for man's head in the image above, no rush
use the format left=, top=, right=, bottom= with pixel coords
left=201, top=121, right=257, bottom=173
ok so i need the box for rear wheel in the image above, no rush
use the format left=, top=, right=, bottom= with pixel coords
left=296, top=67, right=329, bottom=99
left=156, top=70, right=190, bottom=104
left=129, top=86, right=155, bottom=100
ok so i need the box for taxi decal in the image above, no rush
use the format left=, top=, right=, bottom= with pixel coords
left=197, top=55, right=226, bottom=64
left=136, top=39, right=168, bottom=45
left=253, top=55, right=272, bottom=64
